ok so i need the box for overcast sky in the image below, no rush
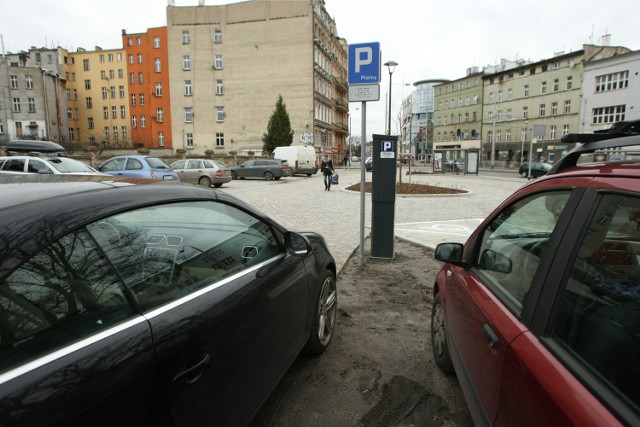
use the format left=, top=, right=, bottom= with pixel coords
left=2, top=0, right=638, bottom=139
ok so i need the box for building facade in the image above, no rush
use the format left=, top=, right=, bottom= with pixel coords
left=166, top=0, right=348, bottom=157
left=582, top=49, right=640, bottom=133
left=122, top=27, right=173, bottom=149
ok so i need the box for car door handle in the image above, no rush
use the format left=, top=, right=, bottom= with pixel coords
left=173, top=353, right=210, bottom=385
left=482, top=324, right=499, bottom=350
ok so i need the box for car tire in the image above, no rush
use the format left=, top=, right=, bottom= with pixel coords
left=264, top=171, right=274, bottom=181
left=214, top=183, right=223, bottom=188
left=431, top=292, right=454, bottom=373
left=521, top=171, right=528, bottom=178
left=231, top=171, right=237, bottom=180
left=304, top=270, right=337, bottom=354
left=198, top=176, right=212, bottom=187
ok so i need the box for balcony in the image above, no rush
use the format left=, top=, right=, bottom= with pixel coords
left=334, top=98, right=348, bottom=112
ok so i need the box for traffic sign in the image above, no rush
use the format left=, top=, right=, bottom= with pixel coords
left=348, top=42, right=381, bottom=85
left=348, top=84, right=380, bottom=102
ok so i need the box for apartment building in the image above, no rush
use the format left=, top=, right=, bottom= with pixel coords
left=582, top=49, right=640, bottom=133
left=166, top=0, right=348, bottom=156
left=0, top=47, right=69, bottom=144
left=481, top=44, right=629, bottom=165
left=70, top=47, right=130, bottom=147
left=122, top=28, right=173, bottom=149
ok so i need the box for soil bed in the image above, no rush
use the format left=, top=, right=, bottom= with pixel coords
left=346, top=182, right=467, bottom=195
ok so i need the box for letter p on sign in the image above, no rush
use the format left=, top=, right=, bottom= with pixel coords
left=355, top=47, right=372, bottom=72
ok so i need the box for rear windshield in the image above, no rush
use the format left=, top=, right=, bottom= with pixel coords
left=145, top=157, right=171, bottom=169
left=45, top=157, right=95, bottom=173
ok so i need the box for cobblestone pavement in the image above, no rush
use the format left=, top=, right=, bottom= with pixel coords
left=220, top=168, right=525, bottom=271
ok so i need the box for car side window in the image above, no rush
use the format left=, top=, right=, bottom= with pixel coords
left=2, top=158, right=25, bottom=172
left=475, top=191, right=571, bottom=313
left=204, top=160, right=215, bottom=168
left=102, top=158, right=125, bottom=171
left=172, top=160, right=186, bottom=170
left=88, top=201, right=282, bottom=311
left=187, top=160, right=201, bottom=169
left=0, top=228, right=135, bottom=373
left=549, top=193, right=640, bottom=414
left=28, top=159, right=50, bottom=173
left=126, top=158, right=143, bottom=170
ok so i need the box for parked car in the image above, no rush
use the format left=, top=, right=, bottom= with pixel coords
left=0, top=155, right=104, bottom=176
left=98, top=155, right=179, bottom=181
left=230, top=159, right=291, bottom=180
left=170, top=158, right=232, bottom=188
left=365, top=157, right=373, bottom=172
left=519, top=161, right=551, bottom=178
left=0, top=174, right=337, bottom=426
left=431, top=120, right=640, bottom=427
left=270, top=146, right=318, bottom=176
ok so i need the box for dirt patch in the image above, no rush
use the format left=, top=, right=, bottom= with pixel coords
left=346, top=182, right=467, bottom=195
left=250, top=238, right=473, bottom=426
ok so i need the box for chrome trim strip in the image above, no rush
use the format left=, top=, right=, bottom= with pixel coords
left=0, top=316, right=148, bottom=385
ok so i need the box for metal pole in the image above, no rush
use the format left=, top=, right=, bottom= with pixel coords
left=387, top=73, right=393, bottom=135
left=359, top=101, right=367, bottom=267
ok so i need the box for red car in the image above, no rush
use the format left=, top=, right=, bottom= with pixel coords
left=431, top=120, right=640, bottom=426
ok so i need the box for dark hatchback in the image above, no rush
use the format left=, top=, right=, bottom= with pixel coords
left=0, top=175, right=337, bottom=426
left=230, top=159, right=291, bottom=180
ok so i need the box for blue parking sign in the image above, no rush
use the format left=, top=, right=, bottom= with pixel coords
left=348, top=42, right=380, bottom=85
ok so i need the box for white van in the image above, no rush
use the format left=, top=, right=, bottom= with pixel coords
left=270, top=146, right=318, bottom=176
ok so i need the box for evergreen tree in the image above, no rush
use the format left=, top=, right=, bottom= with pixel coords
left=262, top=95, right=294, bottom=154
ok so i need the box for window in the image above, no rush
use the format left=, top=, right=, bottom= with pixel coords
left=119, top=85, right=125, bottom=98
left=108, top=53, right=114, bottom=62
left=592, top=105, right=626, bottom=124
left=117, top=53, right=122, bottom=62
left=101, top=70, right=107, bottom=80
left=83, top=59, right=90, bottom=71
left=185, top=80, right=192, bottom=96
left=127, top=38, right=133, bottom=46
left=67, top=108, right=72, bottom=119
left=122, top=126, right=127, bottom=139
left=562, top=124, right=570, bottom=136
left=113, top=126, right=118, bottom=140
left=155, top=83, right=163, bottom=97
left=541, top=81, right=547, bottom=94
left=551, top=102, right=558, bottom=115
left=0, top=228, right=134, bottom=371
left=524, top=85, right=529, bottom=97
left=131, top=94, right=136, bottom=106
left=128, top=54, right=134, bottom=64
left=86, top=97, right=93, bottom=109
left=549, top=193, right=640, bottom=412
left=553, top=79, right=559, bottom=91
left=595, top=71, right=629, bottom=92
left=73, top=89, right=78, bottom=100
left=84, top=79, right=91, bottom=90
left=186, top=132, right=194, bottom=148
left=214, top=30, right=222, bottom=44
left=102, top=87, right=108, bottom=99
left=216, top=132, right=224, bottom=147
left=66, top=89, right=71, bottom=100
left=130, top=73, right=135, bottom=84
left=110, top=86, right=116, bottom=99
left=69, top=128, right=75, bottom=141
left=182, top=31, right=190, bottom=44
left=154, top=58, right=161, bottom=73
left=112, top=106, right=117, bottom=119
left=158, top=131, right=165, bottom=147
left=507, top=109, right=513, bottom=121
left=156, top=107, right=163, bottom=122
left=104, top=127, right=109, bottom=139
left=138, top=73, right=144, bottom=84
left=214, top=55, right=223, bottom=70
left=153, top=36, right=161, bottom=48
left=498, top=90, right=503, bottom=102
left=508, top=88, right=513, bottom=100
left=139, top=94, right=144, bottom=106
left=88, top=117, right=94, bottom=129
left=505, top=129, right=511, bottom=142
left=523, top=106, right=529, bottom=119
left=132, top=116, right=137, bottom=128
left=216, top=79, right=224, bottom=95
left=109, top=70, right=115, bottom=79
left=476, top=191, right=570, bottom=313
left=185, top=108, right=193, bottom=123
left=103, top=107, right=109, bottom=120
left=137, top=37, right=142, bottom=45
left=183, top=56, right=191, bottom=70
left=564, top=100, right=571, bottom=114
left=566, top=76, right=573, bottom=90
left=99, top=54, right=105, bottom=63
left=216, top=107, right=224, bottom=122
left=539, top=104, right=546, bottom=117
left=25, top=75, right=33, bottom=89
left=140, top=115, right=146, bottom=128
left=550, top=125, right=557, bottom=140
left=27, top=98, right=36, bottom=113
left=489, top=92, right=494, bottom=104
left=120, top=106, right=126, bottom=119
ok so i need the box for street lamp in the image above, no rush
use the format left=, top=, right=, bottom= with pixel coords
left=384, top=61, right=398, bottom=135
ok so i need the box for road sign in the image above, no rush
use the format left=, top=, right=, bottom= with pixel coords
left=348, top=42, right=380, bottom=85
left=380, top=139, right=394, bottom=158
left=348, top=84, right=380, bottom=102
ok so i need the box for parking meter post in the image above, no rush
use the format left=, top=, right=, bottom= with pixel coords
left=359, top=102, right=367, bottom=267
left=371, top=134, right=398, bottom=259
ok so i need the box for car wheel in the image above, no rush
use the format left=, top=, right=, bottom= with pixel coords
left=307, top=173, right=312, bottom=177
left=521, top=170, right=528, bottom=178
left=264, top=171, right=274, bottom=181
left=213, top=183, right=223, bottom=188
left=431, top=292, right=454, bottom=373
left=198, top=176, right=212, bottom=187
left=304, top=270, right=337, bottom=354
left=231, top=171, right=237, bottom=180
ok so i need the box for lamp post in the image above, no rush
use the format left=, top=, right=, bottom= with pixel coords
left=384, top=61, right=398, bottom=135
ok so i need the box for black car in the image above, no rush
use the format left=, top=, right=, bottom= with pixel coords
left=0, top=175, right=336, bottom=426
left=230, top=159, right=292, bottom=180
left=365, top=157, right=373, bottom=172
left=518, top=161, right=551, bottom=178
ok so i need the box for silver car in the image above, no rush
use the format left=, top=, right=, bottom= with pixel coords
left=0, top=155, right=105, bottom=176
left=171, top=159, right=232, bottom=187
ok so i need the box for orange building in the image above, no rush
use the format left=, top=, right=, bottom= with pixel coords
left=122, top=27, right=172, bottom=149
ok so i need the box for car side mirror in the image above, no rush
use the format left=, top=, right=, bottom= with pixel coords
left=285, top=231, right=311, bottom=256
left=435, top=243, right=465, bottom=265
left=479, top=249, right=512, bottom=274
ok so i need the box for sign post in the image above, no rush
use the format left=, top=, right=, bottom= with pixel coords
left=371, top=135, right=397, bottom=258
left=349, top=42, right=381, bottom=266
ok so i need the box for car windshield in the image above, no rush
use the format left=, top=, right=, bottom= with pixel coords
left=45, top=157, right=96, bottom=173
left=145, top=157, right=170, bottom=169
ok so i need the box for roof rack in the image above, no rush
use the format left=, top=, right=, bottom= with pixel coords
left=548, top=120, right=640, bottom=175
left=6, top=139, right=65, bottom=154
